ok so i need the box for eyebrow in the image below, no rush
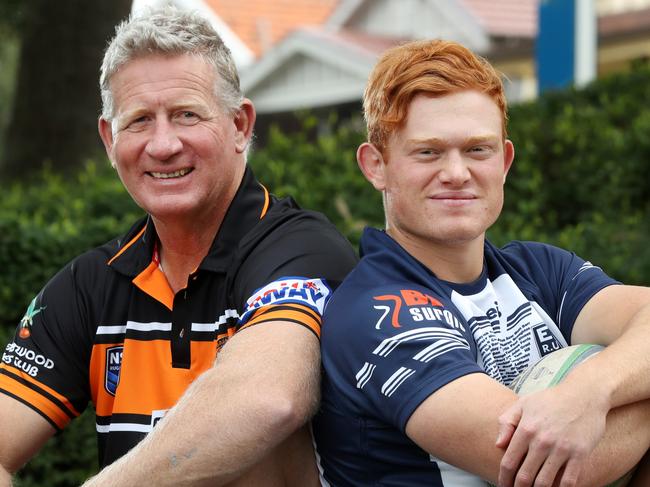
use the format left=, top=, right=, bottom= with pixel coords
left=405, top=135, right=500, bottom=146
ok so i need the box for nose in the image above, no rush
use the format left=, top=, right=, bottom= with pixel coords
left=438, top=151, right=470, bottom=186
left=145, top=119, right=183, bottom=161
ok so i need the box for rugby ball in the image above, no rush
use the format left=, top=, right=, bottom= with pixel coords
left=506, top=344, right=633, bottom=487
left=509, top=344, right=603, bottom=395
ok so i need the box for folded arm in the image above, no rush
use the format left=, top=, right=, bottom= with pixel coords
left=406, top=372, right=650, bottom=486
left=82, top=321, right=320, bottom=487
left=497, top=284, right=650, bottom=486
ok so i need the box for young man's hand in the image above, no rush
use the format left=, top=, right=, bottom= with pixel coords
left=496, top=380, right=608, bottom=487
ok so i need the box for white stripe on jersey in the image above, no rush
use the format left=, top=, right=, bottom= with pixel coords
left=96, top=322, right=171, bottom=335
left=96, top=310, right=240, bottom=336
left=96, top=324, right=127, bottom=335
left=355, top=362, right=376, bottom=389
left=96, top=422, right=152, bottom=434
left=193, top=310, right=239, bottom=332
left=413, top=338, right=470, bottom=363
left=215, top=308, right=240, bottom=326
left=381, top=367, right=416, bottom=397
left=373, top=327, right=467, bottom=357
left=126, top=321, right=171, bottom=332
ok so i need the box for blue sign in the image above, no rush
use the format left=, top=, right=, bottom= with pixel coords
left=536, top=0, right=576, bottom=92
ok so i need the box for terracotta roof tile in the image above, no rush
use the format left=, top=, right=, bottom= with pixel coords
left=205, top=0, right=340, bottom=57
left=599, top=6, right=650, bottom=36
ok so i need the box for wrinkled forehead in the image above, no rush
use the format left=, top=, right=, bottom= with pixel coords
left=108, top=55, right=221, bottom=129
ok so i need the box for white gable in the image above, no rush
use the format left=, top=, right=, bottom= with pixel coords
left=242, top=31, right=375, bottom=113
left=247, top=55, right=367, bottom=113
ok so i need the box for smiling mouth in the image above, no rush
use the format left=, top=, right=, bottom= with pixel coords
left=148, top=168, right=193, bottom=179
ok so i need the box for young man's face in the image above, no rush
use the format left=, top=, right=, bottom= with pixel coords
left=364, top=90, right=514, bottom=249
left=98, top=54, right=252, bottom=224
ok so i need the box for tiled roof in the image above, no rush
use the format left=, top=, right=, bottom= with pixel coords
left=599, top=6, right=650, bottom=36
left=459, top=0, right=538, bottom=38
left=204, top=0, right=340, bottom=57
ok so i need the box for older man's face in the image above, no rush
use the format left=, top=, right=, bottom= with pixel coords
left=99, top=54, right=249, bottom=224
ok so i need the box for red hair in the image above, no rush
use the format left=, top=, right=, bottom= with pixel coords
left=363, top=39, right=508, bottom=150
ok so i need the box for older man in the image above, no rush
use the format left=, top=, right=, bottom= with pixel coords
left=314, top=39, right=650, bottom=486
left=0, top=7, right=356, bottom=486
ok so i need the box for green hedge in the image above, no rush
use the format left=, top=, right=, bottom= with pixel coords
left=1, top=63, right=649, bottom=485
left=0, top=163, right=143, bottom=330
left=495, top=62, right=650, bottom=283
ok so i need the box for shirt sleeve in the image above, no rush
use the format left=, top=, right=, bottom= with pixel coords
left=0, top=256, right=95, bottom=430
left=232, top=209, right=358, bottom=338
left=321, top=282, right=484, bottom=432
left=502, top=241, right=620, bottom=341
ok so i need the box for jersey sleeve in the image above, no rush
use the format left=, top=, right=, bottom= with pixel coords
left=502, top=241, right=620, bottom=341
left=321, top=281, right=484, bottom=432
left=232, top=210, right=358, bottom=338
left=0, top=255, right=96, bottom=431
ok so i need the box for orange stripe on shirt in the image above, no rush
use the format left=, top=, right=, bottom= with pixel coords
left=247, top=303, right=321, bottom=324
left=0, top=363, right=81, bottom=416
left=0, top=367, right=76, bottom=429
left=240, top=304, right=321, bottom=337
left=259, top=183, right=270, bottom=219
left=107, top=224, right=147, bottom=266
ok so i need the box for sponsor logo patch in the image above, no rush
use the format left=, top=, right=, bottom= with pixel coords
left=2, top=342, right=54, bottom=377
left=18, top=296, right=47, bottom=339
left=105, top=346, right=123, bottom=396
left=372, top=289, right=465, bottom=332
left=532, top=323, right=562, bottom=356
left=239, top=277, right=331, bottom=323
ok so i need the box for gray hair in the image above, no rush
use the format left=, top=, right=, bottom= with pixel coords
left=100, top=6, right=243, bottom=121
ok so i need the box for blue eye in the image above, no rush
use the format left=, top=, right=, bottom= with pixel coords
left=125, top=116, right=150, bottom=131
left=175, top=111, right=200, bottom=125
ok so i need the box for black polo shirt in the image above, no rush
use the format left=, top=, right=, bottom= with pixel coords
left=0, top=166, right=357, bottom=466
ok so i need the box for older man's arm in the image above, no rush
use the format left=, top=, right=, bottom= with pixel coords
left=82, top=321, right=320, bottom=487
left=0, top=395, right=57, bottom=487
left=629, top=450, right=650, bottom=486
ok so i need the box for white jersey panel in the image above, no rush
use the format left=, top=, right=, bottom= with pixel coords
left=451, top=273, right=568, bottom=385
left=430, top=456, right=486, bottom=485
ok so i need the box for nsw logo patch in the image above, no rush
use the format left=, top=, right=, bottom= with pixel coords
left=105, top=346, right=123, bottom=396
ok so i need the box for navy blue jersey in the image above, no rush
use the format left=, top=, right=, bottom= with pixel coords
left=314, top=227, right=618, bottom=486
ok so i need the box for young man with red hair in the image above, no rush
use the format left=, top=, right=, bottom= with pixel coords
left=314, top=39, right=650, bottom=486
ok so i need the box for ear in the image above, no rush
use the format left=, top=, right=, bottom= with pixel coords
left=234, top=98, right=256, bottom=153
left=357, top=142, right=387, bottom=191
left=502, top=139, right=515, bottom=183
left=98, top=117, right=117, bottom=168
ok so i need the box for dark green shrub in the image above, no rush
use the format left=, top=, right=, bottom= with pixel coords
left=0, top=162, right=143, bottom=329
left=0, top=163, right=141, bottom=486
left=493, top=62, right=650, bottom=283
left=250, top=113, right=382, bottom=247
